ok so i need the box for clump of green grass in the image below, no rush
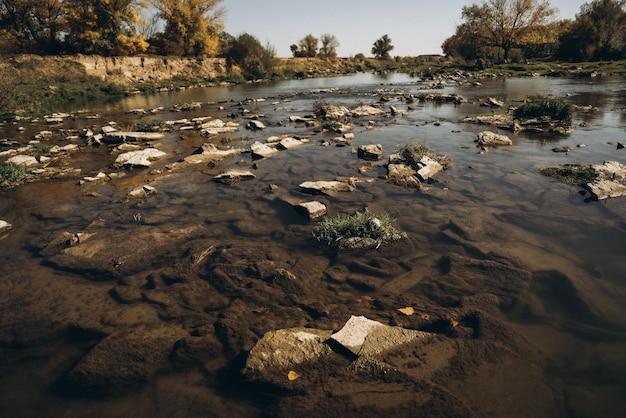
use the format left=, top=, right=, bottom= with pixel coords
left=514, top=96, right=574, bottom=122
left=133, top=119, right=168, bottom=132
left=539, top=164, right=598, bottom=185
left=400, top=143, right=452, bottom=169
left=321, top=120, right=343, bottom=131
left=30, top=142, right=52, bottom=154
left=313, top=210, right=397, bottom=246
left=0, top=162, right=30, bottom=185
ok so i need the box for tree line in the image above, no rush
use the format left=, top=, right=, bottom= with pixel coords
left=443, top=0, right=626, bottom=63
left=2, top=0, right=626, bottom=65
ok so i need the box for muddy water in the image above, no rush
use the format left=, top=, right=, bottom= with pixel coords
left=1, top=74, right=626, bottom=417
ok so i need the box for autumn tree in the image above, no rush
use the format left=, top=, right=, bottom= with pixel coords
left=448, top=0, right=557, bottom=62
left=297, top=34, right=318, bottom=57
left=557, top=0, right=626, bottom=61
left=318, top=33, right=339, bottom=58
left=372, top=34, right=393, bottom=59
left=151, top=0, right=224, bottom=56
left=0, top=0, right=65, bottom=53
left=63, top=0, right=149, bottom=55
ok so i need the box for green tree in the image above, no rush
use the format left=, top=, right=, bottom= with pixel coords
left=227, top=33, right=276, bottom=80
left=64, top=0, right=149, bottom=55
left=0, top=0, right=65, bottom=53
left=451, top=0, right=557, bottom=62
left=371, top=34, right=394, bottom=59
left=319, top=33, right=339, bottom=58
left=151, top=0, right=224, bottom=56
left=557, top=0, right=626, bottom=61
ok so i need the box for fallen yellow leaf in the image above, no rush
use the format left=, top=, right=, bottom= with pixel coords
left=398, top=307, right=414, bottom=316
left=288, top=370, right=300, bottom=381
left=450, top=319, right=459, bottom=328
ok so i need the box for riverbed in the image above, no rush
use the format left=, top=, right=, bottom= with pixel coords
left=1, top=72, right=625, bottom=417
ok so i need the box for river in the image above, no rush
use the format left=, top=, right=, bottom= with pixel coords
left=0, top=72, right=625, bottom=417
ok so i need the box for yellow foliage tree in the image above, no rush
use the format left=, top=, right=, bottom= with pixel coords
left=64, top=0, right=149, bottom=55
left=151, top=0, right=223, bottom=56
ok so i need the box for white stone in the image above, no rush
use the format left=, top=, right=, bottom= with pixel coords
left=477, top=131, right=512, bottom=146
left=114, top=148, right=166, bottom=167
left=0, top=220, right=12, bottom=234
left=7, top=155, right=38, bottom=166
left=251, top=141, right=278, bottom=159
left=295, top=201, right=327, bottom=220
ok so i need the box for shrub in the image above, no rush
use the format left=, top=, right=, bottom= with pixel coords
left=322, top=120, right=343, bottom=131
left=514, top=96, right=574, bottom=121
left=0, top=162, right=30, bottom=184
left=133, top=119, right=168, bottom=132
left=313, top=210, right=396, bottom=246
left=400, top=143, right=452, bottom=169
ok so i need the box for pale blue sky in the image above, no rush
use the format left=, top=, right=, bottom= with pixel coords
left=222, top=0, right=589, bottom=57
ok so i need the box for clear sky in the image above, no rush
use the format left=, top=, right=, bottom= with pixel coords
left=222, top=0, right=589, bottom=58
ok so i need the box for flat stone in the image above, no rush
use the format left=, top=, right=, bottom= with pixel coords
left=299, top=180, right=354, bottom=195
left=246, top=120, right=266, bottom=130
left=185, top=144, right=246, bottom=164
left=295, top=201, right=327, bottom=221
left=330, top=315, right=430, bottom=357
left=214, top=170, right=256, bottom=185
left=114, top=148, right=166, bottom=167
left=104, top=131, right=165, bottom=144
left=277, top=137, right=306, bottom=150
left=7, top=155, right=38, bottom=166
left=250, top=141, right=279, bottom=159
left=245, top=328, right=333, bottom=373
left=352, top=105, right=386, bottom=117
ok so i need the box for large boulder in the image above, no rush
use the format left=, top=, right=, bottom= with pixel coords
left=587, top=160, right=626, bottom=199
left=319, top=104, right=351, bottom=119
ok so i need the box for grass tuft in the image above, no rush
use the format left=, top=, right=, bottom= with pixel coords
left=399, top=143, right=452, bottom=169
left=514, top=96, right=574, bottom=122
left=313, top=210, right=396, bottom=246
left=0, top=162, right=30, bottom=185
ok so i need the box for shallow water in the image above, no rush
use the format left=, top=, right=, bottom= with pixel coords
left=1, top=73, right=626, bottom=417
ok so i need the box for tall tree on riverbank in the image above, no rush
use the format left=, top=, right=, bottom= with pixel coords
left=226, top=32, right=277, bottom=80
left=0, top=0, right=65, bottom=53
left=444, top=0, right=557, bottom=62
left=557, top=0, right=626, bottom=61
left=151, top=0, right=224, bottom=56
left=372, top=34, right=393, bottom=59
left=63, top=0, right=149, bottom=55
left=319, top=33, right=339, bottom=58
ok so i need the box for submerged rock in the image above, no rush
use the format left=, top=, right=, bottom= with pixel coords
left=299, top=180, right=354, bottom=195
left=214, top=170, right=256, bottom=185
